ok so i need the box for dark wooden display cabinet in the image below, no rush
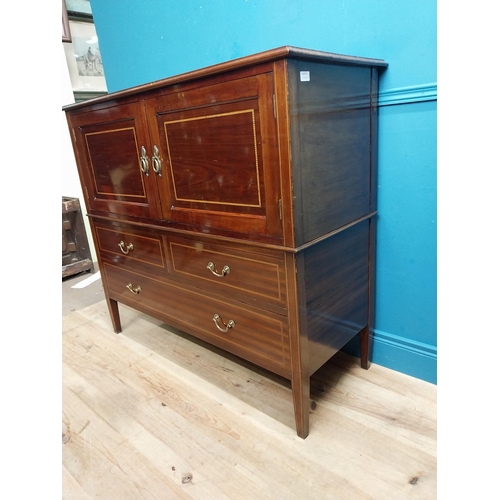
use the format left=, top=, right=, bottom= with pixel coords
left=64, top=46, right=387, bottom=438
left=62, top=196, right=94, bottom=278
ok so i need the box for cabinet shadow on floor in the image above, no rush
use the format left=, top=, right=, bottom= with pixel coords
left=116, top=305, right=359, bottom=432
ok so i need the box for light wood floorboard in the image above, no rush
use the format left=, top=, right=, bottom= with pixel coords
left=62, top=300, right=436, bottom=499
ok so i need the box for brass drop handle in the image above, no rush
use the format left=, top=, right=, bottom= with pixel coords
left=140, top=146, right=149, bottom=176
left=126, top=283, right=141, bottom=294
left=118, top=241, right=134, bottom=254
left=152, top=145, right=162, bottom=176
left=213, top=314, right=235, bottom=333
left=207, top=262, right=230, bottom=278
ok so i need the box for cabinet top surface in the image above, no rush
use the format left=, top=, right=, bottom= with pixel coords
left=63, top=45, right=387, bottom=112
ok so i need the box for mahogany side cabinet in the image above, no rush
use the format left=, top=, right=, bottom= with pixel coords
left=64, top=46, right=387, bottom=438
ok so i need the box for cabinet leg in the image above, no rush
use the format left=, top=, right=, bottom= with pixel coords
left=361, top=215, right=377, bottom=370
left=106, top=298, right=122, bottom=333
left=360, top=324, right=372, bottom=369
left=291, top=374, right=310, bottom=439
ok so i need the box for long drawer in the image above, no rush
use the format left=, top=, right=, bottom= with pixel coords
left=102, top=262, right=291, bottom=377
left=165, top=234, right=287, bottom=314
left=94, top=221, right=167, bottom=275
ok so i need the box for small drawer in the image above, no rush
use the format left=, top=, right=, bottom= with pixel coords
left=94, top=222, right=167, bottom=273
left=165, top=234, right=287, bottom=313
left=103, top=263, right=291, bottom=377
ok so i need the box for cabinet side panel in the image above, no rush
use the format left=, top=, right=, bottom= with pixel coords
left=303, top=220, right=369, bottom=375
left=287, top=60, right=373, bottom=245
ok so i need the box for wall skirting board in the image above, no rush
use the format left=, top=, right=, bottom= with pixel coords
left=378, top=83, right=437, bottom=107
left=343, top=330, right=437, bottom=384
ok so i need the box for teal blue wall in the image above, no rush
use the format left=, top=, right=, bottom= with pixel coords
left=90, top=0, right=437, bottom=383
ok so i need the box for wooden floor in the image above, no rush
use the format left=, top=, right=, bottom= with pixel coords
left=62, top=300, right=437, bottom=500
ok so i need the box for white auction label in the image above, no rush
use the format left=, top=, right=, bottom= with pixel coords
left=300, top=71, right=310, bottom=82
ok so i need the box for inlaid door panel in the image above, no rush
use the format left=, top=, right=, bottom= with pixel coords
left=68, top=101, right=160, bottom=219
left=145, top=71, right=282, bottom=240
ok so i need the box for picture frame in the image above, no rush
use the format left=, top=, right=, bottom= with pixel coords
left=62, top=0, right=71, bottom=43
left=63, top=19, right=108, bottom=98
left=73, top=90, right=107, bottom=103
left=65, top=0, right=93, bottom=22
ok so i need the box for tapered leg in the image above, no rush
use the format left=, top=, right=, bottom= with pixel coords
left=106, top=297, right=122, bottom=333
left=361, top=216, right=377, bottom=369
left=360, top=324, right=372, bottom=369
left=291, top=369, right=310, bottom=439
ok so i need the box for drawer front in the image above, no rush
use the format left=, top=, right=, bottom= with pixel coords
left=94, top=222, right=167, bottom=274
left=166, top=235, right=287, bottom=313
left=103, top=263, right=291, bottom=377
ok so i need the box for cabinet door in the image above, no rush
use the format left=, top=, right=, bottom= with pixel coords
left=68, top=101, right=160, bottom=219
left=145, top=71, right=282, bottom=241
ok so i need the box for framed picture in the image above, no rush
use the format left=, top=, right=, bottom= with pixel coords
left=62, top=0, right=71, bottom=42
left=63, top=20, right=108, bottom=96
left=65, top=0, right=93, bottom=21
